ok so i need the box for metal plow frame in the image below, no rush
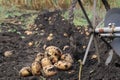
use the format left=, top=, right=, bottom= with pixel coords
left=76, top=0, right=120, bottom=65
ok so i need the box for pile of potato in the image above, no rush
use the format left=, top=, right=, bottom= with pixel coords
left=19, top=46, right=74, bottom=77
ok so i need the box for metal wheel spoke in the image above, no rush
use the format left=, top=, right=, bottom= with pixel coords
left=93, top=0, right=100, bottom=63
left=82, top=34, right=94, bottom=65
left=94, top=36, right=100, bottom=63
left=77, top=0, right=93, bottom=29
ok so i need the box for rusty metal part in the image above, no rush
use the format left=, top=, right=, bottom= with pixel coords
left=95, top=27, right=120, bottom=33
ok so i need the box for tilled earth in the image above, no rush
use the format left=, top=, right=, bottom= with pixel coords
left=0, top=11, right=120, bottom=80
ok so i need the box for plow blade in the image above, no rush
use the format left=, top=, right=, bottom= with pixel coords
left=111, top=38, right=120, bottom=56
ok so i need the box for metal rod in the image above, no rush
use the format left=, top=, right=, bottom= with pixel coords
left=95, top=27, right=120, bottom=33
left=77, top=0, right=93, bottom=29
left=100, top=37, right=112, bottom=49
left=100, top=33, right=120, bottom=37
left=101, top=0, right=110, bottom=11
left=93, top=0, right=100, bottom=64
left=94, top=36, right=100, bottom=63
left=82, top=34, right=94, bottom=65
left=93, top=0, right=97, bottom=28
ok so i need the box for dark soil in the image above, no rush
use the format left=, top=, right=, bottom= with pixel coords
left=0, top=10, right=120, bottom=80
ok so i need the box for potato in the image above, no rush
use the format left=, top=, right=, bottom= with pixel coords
left=35, top=52, right=44, bottom=62
left=61, top=54, right=74, bottom=63
left=54, top=61, right=72, bottom=70
left=31, top=61, right=41, bottom=76
left=19, top=67, right=32, bottom=77
left=4, top=50, right=13, bottom=57
left=41, top=57, right=52, bottom=67
left=36, top=52, right=44, bottom=57
left=49, top=55, right=58, bottom=63
left=45, top=46, right=62, bottom=58
left=42, top=65, right=57, bottom=77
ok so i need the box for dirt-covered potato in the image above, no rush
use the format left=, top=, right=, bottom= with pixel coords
left=41, top=57, right=52, bottom=67
left=19, top=67, right=32, bottom=77
left=49, top=55, right=59, bottom=63
left=35, top=52, right=44, bottom=62
left=45, top=46, right=62, bottom=58
left=42, top=65, right=57, bottom=77
left=54, top=60, right=72, bottom=70
left=36, top=52, right=44, bottom=58
left=31, top=61, right=41, bottom=76
left=4, top=50, right=13, bottom=57
left=61, top=54, right=74, bottom=63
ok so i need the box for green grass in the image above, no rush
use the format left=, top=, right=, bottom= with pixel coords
left=0, top=0, right=120, bottom=27
left=62, top=9, right=87, bottom=26
left=0, top=5, right=38, bottom=31
left=62, top=0, right=120, bottom=26
left=62, top=8, right=101, bottom=26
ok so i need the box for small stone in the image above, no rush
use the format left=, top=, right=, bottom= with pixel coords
left=68, top=70, right=75, bottom=74
left=47, top=36, right=53, bottom=41
left=63, top=45, right=70, bottom=51
left=63, top=33, right=68, bottom=37
left=82, top=45, right=86, bottom=49
left=24, top=31, right=33, bottom=35
left=41, top=30, right=45, bottom=32
left=28, top=42, right=33, bottom=46
left=35, top=28, right=38, bottom=30
left=48, top=17, right=52, bottom=20
left=85, top=31, right=90, bottom=36
left=49, top=33, right=53, bottom=37
left=91, top=54, right=97, bottom=59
